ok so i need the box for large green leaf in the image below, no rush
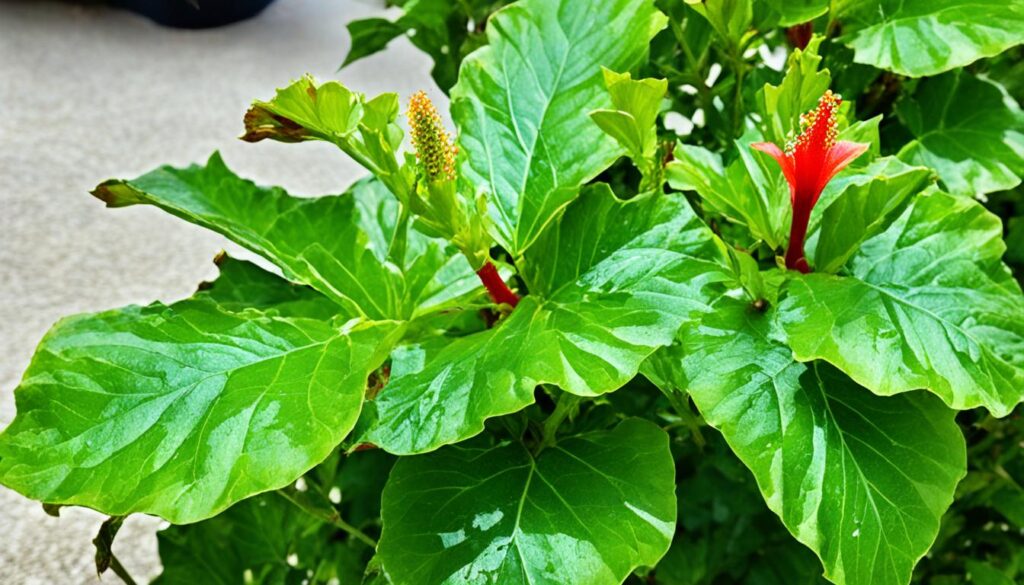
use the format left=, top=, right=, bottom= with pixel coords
left=896, top=70, right=1024, bottom=197
left=837, top=0, right=1024, bottom=77
left=450, top=0, right=667, bottom=256
left=356, top=187, right=730, bottom=454
left=377, top=419, right=676, bottom=585
left=93, top=154, right=480, bottom=321
left=647, top=297, right=966, bottom=585
left=777, top=191, right=1024, bottom=416
left=0, top=260, right=400, bottom=523
left=807, top=157, right=933, bottom=273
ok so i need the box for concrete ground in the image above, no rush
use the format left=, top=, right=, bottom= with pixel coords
left=0, top=0, right=438, bottom=581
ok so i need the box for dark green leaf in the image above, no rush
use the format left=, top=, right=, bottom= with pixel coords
left=343, top=18, right=406, bottom=67
left=153, top=492, right=327, bottom=585
left=377, top=419, right=676, bottom=585
left=648, top=296, right=966, bottom=585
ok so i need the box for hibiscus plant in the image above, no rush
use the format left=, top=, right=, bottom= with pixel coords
left=3, top=0, right=1024, bottom=584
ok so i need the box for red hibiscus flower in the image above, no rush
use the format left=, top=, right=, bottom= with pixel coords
left=752, top=90, right=869, bottom=273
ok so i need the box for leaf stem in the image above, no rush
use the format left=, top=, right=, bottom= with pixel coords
left=277, top=489, right=378, bottom=548
left=538, top=392, right=583, bottom=452
left=387, top=205, right=410, bottom=267
left=662, top=388, right=706, bottom=447
left=476, top=261, right=520, bottom=307
left=108, top=555, right=138, bottom=585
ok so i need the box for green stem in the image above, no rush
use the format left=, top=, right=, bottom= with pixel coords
left=662, top=389, right=706, bottom=448
left=387, top=205, right=410, bottom=267
left=108, top=555, right=138, bottom=585
left=277, top=489, right=378, bottom=548
left=538, top=392, right=583, bottom=452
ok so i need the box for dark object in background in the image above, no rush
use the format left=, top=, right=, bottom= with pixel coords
left=111, top=0, right=276, bottom=28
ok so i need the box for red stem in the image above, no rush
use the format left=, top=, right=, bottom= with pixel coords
left=476, top=261, right=520, bottom=307
left=785, top=203, right=812, bottom=274
left=785, top=22, right=814, bottom=50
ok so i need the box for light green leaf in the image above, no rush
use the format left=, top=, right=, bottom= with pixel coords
left=808, top=156, right=933, bottom=273
left=759, top=36, right=830, bottom=146
left=647, top=296, right=966, bottom=585
left=243, top=76, right=413, bottom=201
left=377, top=419, right=676, bottom=585
left=837, top=0, right=1024, bottom=77
left=0, top=261, right=401, bottom=523
left=93, top=154, right=480, bottom=321
left=357, top=186, right=730, bottom=454
left=451, top=0, right=667, bottom=256
left=685, top=0, right=752, bottom=47
left=777, top=190, right=1024, bottom=416
left=668, top=136, right=789, bottom=249
left=590, top=68, right=668, bottom=161
left=837, top=116, right=882, bottom=168
left=896, top=70, right=1024, bottom=197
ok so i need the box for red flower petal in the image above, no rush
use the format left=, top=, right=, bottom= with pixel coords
left=817, top=140, right=870, bottom=193
left=751, top=141, right=797, bottom=190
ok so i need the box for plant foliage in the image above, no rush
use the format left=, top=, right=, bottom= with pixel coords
left=3, top=0, right=1024, bottom=584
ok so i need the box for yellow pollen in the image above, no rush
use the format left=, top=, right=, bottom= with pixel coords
left=408, top=91, right=458, bottom=182
left=785, top=90, right=842, bottom=156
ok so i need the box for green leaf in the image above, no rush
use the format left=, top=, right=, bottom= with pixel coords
left=762, top=0, right=828, bottom=27
left=342, top=18, right=406, bottom=68
left=647, top=296, right=966, bottom=585
left=451, top=0, right=667, bottom=256
left=896, top=70, right=1024, bottom=197
left=837, top=0, right=1024, bottom=77
left=759, top=36, right=831, bottom=147
left=200, top=257, right=347, bottom=320
left=377, top=419, right=676, bottom=585
left=153, top=492, right=325, bottom=584
left=590, top=68, right=668, bottom=162
left=685, top=0, right=752, bottom=47
left=93, top=154, right=480, bottom=322
left=668, top=136, right=789, bottom=249
left=357, top=186, right=730, bottom=454
left=242, top=76, right=413, bottom=202
left=965, top=561, right=1017, bottom=585
left=777, top=190, right=1024, bottom=416
left=0, top=261, right=400, bottom=523
left=808, top=156, right=933, bottom=273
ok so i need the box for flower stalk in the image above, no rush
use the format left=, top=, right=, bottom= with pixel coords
left=407, top=91, right=519, bottom=308
left=752, top=90, right=869, bottom=273
left=476, top=261, right=520, bottom=308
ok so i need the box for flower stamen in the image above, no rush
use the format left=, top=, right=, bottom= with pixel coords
left=407, top=91, right=458, bottom=182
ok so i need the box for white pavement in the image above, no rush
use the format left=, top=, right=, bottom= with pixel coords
left=0, top=0, right=438, bottom=581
